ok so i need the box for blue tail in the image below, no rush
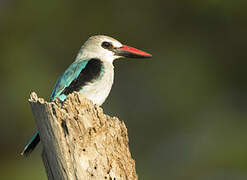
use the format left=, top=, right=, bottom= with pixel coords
left=21, top=131, right=40, bottom=156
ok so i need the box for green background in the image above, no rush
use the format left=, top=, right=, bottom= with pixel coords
left=1, top=1, right=247, bottom=179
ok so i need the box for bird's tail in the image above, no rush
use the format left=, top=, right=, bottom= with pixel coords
left=21, top=131, right=40, bottom=156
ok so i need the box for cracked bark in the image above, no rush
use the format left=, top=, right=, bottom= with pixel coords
left=29, top=92, right=137, bottom=180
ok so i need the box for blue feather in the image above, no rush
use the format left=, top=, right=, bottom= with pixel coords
left=21, top=131, right=40, bottom=156
left=22, top=59, right=90, bottom=156
left=49, top=59, right=90, bottom=101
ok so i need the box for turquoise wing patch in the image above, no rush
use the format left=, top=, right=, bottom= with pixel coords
left=49, top=59, right=90, bottom=101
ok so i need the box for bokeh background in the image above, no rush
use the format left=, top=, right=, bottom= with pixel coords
left=1, top=1, right=247, bottom=179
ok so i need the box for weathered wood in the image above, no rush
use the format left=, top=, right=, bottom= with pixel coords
left=29, top=92, right=137, bottom=180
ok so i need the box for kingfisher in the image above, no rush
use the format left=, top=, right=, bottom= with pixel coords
left=21, top=35, right=152, bottom=156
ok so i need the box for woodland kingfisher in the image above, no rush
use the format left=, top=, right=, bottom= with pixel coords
left=21, top=35, right=152, bottom=156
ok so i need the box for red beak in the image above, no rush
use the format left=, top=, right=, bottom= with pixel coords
left=116, top=45, right=152, bottom=58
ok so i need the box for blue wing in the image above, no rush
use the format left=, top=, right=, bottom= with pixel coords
left=21, top=59, right=90, bottom=156
left=49, top=59, right=90, bottom=101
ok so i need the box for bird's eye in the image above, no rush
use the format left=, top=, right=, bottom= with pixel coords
left=101, top=41, right=112, bottom=49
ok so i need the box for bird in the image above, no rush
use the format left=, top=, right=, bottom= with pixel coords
left=21, top=35, right=152, bottom=156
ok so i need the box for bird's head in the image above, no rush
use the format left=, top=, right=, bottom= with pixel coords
left=76, top=35, right=152, bottom=63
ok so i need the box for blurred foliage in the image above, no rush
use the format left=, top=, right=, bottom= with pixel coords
left=1, top=0, right=247, bottom=179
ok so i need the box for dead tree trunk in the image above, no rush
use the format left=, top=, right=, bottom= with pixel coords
left=29, top=92, right=137, bottom=180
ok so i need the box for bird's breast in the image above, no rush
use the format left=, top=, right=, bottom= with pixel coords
left=80, top=62, right=114, bottom=105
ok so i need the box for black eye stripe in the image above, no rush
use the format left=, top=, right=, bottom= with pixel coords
left=101, top=41, right=113, bottom=49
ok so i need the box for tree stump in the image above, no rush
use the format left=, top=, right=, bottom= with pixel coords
left=29, top=92, right=137, bottom=180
